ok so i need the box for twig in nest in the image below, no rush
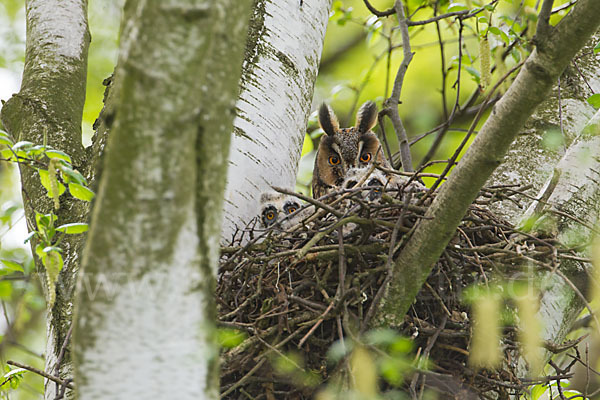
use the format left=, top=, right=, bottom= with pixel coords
left=298, top=301, right=335, bottom=348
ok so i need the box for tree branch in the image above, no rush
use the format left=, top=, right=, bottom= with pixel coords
left=536, top=0, right=555, bottom=40
left=407, top=10, right=469, bottom=26
left=374, top=0, right=600, bottom=326
left=362, top=0, right=395, bottom=17
left=7, top=360, right=74, bottom=390
left=382, top=0, right=414, bottom=172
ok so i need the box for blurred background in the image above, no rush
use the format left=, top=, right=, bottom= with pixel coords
left=0, top=0, right=575, bottom=397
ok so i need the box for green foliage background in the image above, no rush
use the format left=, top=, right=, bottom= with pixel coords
left=0, top=0, right=576, bottom=397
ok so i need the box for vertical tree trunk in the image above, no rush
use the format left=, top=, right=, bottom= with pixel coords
left=0, top=1, right=90, bottom=398
left=72, top=1, right=251, bottom=399
left=486, top=35, right=600, bottom=381
left=221, top=0, right=331, bottom=243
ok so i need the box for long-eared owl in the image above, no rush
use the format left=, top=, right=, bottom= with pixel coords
left=312, top=101, right=389, bottom=199
left=259, top=191, right=301, bottom=228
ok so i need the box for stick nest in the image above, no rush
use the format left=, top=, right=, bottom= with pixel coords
left=218, top=180, right=575, bottom=399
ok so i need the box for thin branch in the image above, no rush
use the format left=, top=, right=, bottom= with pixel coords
left=382, top=0, right=414, bottom=172
left=536, top=0, right=555, bottom=39
left=7, top=360, right=74, bottom=390
left=407, top=10, right=469, bottom=26
left=362, top=0, right=395, bottom=17
left=424, top=60, right=525, bottom=200
left=407, top=1, right=497, bottom=26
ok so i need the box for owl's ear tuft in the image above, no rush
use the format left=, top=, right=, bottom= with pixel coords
left=355, top=101, right=378, bottom=133
left=319, top=103, right=339, bottom=136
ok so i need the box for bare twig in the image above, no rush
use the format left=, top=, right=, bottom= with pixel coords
left=362, top=0, right=395, bottom=17
left=382, top=0, right=414, bottom=172
left=423, top=59, right=525, bottom=200
left=7, top=360, right=74, bottom=390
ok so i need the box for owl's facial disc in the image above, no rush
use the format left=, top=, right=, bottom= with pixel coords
left=283, top=201, right=300, bottom=215
left=261, top=205, right=278, bottom=227
left=366, top=177, right=384, bottom=201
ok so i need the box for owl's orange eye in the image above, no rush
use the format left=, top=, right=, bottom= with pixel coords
left=360, top=152, right=372, bottom=163
left=329, top=155, right=340, bottom=165
left=287, top=207, right=296, bottom=213
left=266, top=211, right=275, bottom=220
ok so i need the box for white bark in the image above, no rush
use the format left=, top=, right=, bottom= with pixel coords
left=73, top=1, right=251, bottom=399
left=76, top=218, right=216, bottom=398
left=485, top=35, right=600, bottom=382
left=221, top=0, right=332, bottom=243
left=516, top=110, right=600, bottom=377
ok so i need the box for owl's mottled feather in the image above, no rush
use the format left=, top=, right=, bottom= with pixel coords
left=312, top=101, right=390, bottom=199
left=355, top=101, right=378, bottom=134
left=318, top=103, right=339, bottom=136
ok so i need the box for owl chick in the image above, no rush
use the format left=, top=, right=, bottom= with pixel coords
left=342, top=167, right=388, bottom=201
left=259, top=191, right=302, bottom=229
left=312, top=101, right=390, bottom=199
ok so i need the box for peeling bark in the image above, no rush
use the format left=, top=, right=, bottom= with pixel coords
left=0, top=1, right=90, bottom=398
left=221, top=0, right=331, bottom=243
left=72, top=1, right=251, bottom=399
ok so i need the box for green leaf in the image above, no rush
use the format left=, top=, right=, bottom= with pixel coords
left=42, top=246, right=63, bottom=254
left=380, top=357, right=411, bottom=386
left=24, top=231, right=37, bottom=244
left=465, top=66, right=481, bottom=84
left=69, top=183, right=95, bottom=201
left=56, top=223, right=89, bottom=234
left=511, top=47, right=522, bottom=63
left=3, top=368, right=26, bottom=379
left=0, top=148, right=15, bottom=160
left=11, top=141, right=33, bottom=151
left=0, top=131, right=12, bottom=146
left=35, top=244, right=45, bottom=259
left=0, top=282, right=12, bottom=300
left=301, top=134, right=313, bottom=157
left=46, top=149, right=72, bottom=163
left=0, top=260, right=24, bottom=273
left=61, top=166, right=87, bottom=185
left=447, top=2, right=468, bottom=12
left=28, top=145, right=46, bottom=157
left=38, top=169, right=66, bottom=198
left=594, top=41, right=600, bottom=54
left=587, top=93, right=600, bottom=109
left=217, top=328, right=247, bottom=348
left=35, top=212, right=57, bottom=229
left=488, top=26, right=509, bottom=45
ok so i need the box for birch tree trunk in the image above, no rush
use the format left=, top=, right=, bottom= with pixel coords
left=72, top=1, right=251, bottom=399
left=0, top=1, right=90, bottom=398
left=486, top=34, right=600, bottom=382
left=221, top=0, right=331, bottom=243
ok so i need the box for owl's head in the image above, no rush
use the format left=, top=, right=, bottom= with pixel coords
left=343, top=167, right=388, bottom=201
left=259, top=191, right=301, bottom=228
left=313, top=101, right=388, bottom=198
